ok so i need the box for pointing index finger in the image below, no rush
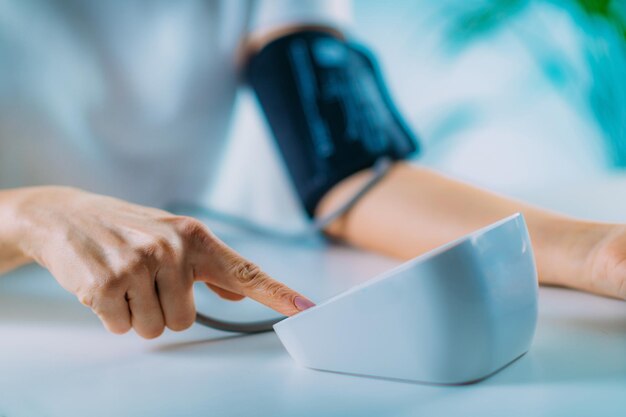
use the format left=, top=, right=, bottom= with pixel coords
left=192, top=230, right=315, bottom=316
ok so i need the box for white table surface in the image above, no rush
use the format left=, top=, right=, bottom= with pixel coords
left=2, top=202, right=626, bottom=417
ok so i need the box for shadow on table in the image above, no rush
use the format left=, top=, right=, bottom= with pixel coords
left=150, top=330, right=284, bottom=358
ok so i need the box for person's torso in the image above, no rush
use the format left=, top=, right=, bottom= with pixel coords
left=0, top=0, right=250, bottom=206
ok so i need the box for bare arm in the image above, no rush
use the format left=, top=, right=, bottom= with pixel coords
left=244, top=27, right=624, bottom=300
left=317, top=162, right=625, bottom=300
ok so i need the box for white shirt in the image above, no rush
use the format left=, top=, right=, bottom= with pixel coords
left=0, top=0, right=350, bottom=207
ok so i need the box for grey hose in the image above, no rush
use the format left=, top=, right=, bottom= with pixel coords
left=194, top=313, right=283, bottom=334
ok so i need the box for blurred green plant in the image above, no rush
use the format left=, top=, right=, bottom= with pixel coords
left=446, top=0, right=626, bottom=167
left=575, top=0, right=625, bottom=37
left=446, top=0, right=529, bottom=44
left=448, top=0, right=625, bottom=42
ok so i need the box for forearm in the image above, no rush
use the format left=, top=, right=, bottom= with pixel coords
left=317, top=162, right=611, bottom=288
left=0, top=188, right=35, bottom=274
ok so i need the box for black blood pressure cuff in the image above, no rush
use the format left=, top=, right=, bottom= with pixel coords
left=246, top=31, right=420, bottom=217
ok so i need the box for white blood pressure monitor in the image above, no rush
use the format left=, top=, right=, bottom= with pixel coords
left=273, top=213, right=538, bottom=384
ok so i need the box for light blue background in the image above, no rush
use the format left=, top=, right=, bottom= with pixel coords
left=1, top=2, right=626, bottom=416
left=209, top=0, right=626, bottom=227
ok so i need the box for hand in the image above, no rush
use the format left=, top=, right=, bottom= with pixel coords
left=15, top=187, right=315, bottom=338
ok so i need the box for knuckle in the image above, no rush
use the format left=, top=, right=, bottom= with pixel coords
left=230, top=261, right=264, bottom=287
left=161, top=234, right=182, bottom=259
left=255, top=278, right=294, bottom=305
left=115, top=238, right=177, bottom=275
left=116, top=251, right=154, bottom=278
left=78, top=291, right=95, bottom=308
left=79, top=273, right=124, bottom=307
left=263, top=280, right=290, bottom=300
left=137, top=242, right=159, bottom=259
left=136, top=236, right=171, bottom=261
left=176, top=217, right=213, bottom=246
left=99, top=273, right=126, bottom=292
left=177, top=217, right=204, bottom=238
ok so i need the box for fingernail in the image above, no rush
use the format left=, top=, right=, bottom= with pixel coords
left=294, top=296, right=316, bottom=311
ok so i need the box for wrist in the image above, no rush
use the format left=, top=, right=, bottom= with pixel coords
left=529, top=213, right=611, bottom=288
left=0, top=187, right=41, bottom=270
left=2, top=186, right=78, bottom=267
